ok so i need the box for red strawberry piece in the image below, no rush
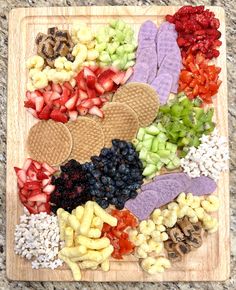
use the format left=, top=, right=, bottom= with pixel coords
left=26, top=91, right=32, bottom=100
left=29, top=189, right=42, bottom=197
left=36, top=172, right=49, bottom=180
left=17, top=179, right=24, bottom=189
left=14, top=167, right=21, bottom=174
left=44, top=84, right=52, bottom=91
left=88, top=106, right=104, bottom=118
left=43, top=184, right=55, bottom=194
left=38, top=203, right=51, bottom=214
left=27, top=169, right=37, bottom=181
left=63, top=81, right=73, bottom=91
left=24, top=99, right=36, bottom=109
left=100, top=79, right=114, bottom=92
left=89, top=64, right=99, bottom=72
left=24, top=181, right=41, bottom=191
left=79, top=89, right=88, bottom=100
left=81, top=99, right=94, bottom=109
left=111, top=71, right=125, bottom=85
left=19, top=191, right=28, bottom=203
left=50, top=109, right=68, bottom=123
left=43, top=91, right=53, bottom=105
left=95, top=82, right=105, bottom=95
left=23, top=158, right=33, bottom=172
left=65, top=95, right=78, bottom=111
left=59, top=86, right=71, bottom=105
left=24, top=203, right=38, bottom=214
left=33, top=160, right=41, bottom=170
left=52, top=83, right=62, bottom=94
left=120, top=67, right=134, bottom=84
left=75, top=71, right=87, bottom=91
left=60, top=105, right=67, bottom=113
left=76, top=97, right=82, bottom=107
left=42, top=177, right=51, bottom=187
left=26, top=108, right=38, bottom=118
left=86, top=75, right=96, bottom=89
left=97, top=69, right=116, bottom=83
left=42, top=162, right=57, bottom=174
left=35, top=97, right=44, bottom=112
left=84, top=67, right=96, bottom=78
left=38, top=105, right=52, bottom=120
left=77, top=106, right=88, bottom=116
left=91, top=97, right=102, bottom=106
left=51, top=91, right=61, bottom=101
left=68, top=110, right=78, bottom=121
left=32, top=90, right=43, bottom=98
left=17, top=169, right=27, bottom=183
left=28, top=193, right=48, bottom=203
left=87, top=87, right=97, bottom=99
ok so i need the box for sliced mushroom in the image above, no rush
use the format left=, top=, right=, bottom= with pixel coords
left=45, top=57, right=55, bottom=67
left=55, top=30, right=70, bottom=39
left=48, top=27, right=58, bottom=36
left=56, top=42, right=70, bottom=57
left=42, top=40, right=55, bottom=58
left=168, top=227, right=185, bottom=243
left=37, top=42, right=46, bottom=58
left=192, top=222, right=202, bottom=235
left=164, top=240, right=175, bottom=252
left=177, top=217, right=195, bottom=237
left=35, top=32, right=47, bottom=45
left=66, top=53, right=75, bottom=62
left=185, top=234, right=202, bottom=248
left=174, top=242, right=191, bottom=256
left=167, top=251, right=182, bottom=262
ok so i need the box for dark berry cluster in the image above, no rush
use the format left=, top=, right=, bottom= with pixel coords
left=82, top=140, right=143, bottom=210
left=50, top=159, right=91, bottom=213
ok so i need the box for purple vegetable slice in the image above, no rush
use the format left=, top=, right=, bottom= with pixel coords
left=158, top=22, right=177, bottom=37
left=151, top=73, right=172, bottom=104
left=186, top=176, right=217, bottom=195
left=128, top=62, right=149, bottom=83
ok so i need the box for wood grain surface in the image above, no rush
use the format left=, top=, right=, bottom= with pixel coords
left=6, top=6, right=229, bottom=281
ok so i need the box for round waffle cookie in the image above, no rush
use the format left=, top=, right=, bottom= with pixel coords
left=66, top=117, right=105, bottom=163
left=27, top=120, right=72, bottom=166
left=112, top=82, right=160, bottom=127
left=100, top=102, right=139, bottom=147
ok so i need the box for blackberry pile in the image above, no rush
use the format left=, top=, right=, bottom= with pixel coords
left=83, top=140, right=143, bottom=209
left=50, top=159, right=91, bottom=213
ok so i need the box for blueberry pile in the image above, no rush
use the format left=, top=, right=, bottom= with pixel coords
left=82, top=139, right=143, bottom=209
left=50, top=160, right=91, bottom=213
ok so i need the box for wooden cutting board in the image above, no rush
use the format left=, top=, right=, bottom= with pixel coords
left=6, top=6, right=230, bottom=281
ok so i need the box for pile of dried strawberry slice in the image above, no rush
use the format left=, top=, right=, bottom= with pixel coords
left=14, top=158, right=57, bottom=214
left=24, top=66, right=133, bottom=122
left=166, top=5, right=222, bottom=59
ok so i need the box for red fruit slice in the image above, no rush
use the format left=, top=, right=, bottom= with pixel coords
left=87, top=87, right=96, bottom=99
left=60, top=105, right=67, bottom=113
left=100, top=79, right=114, bottom=92
left=97, top=69, right=116, bottom=83
left=38, top=105, right=52, bottom=120
left=42, top=162, right=56, bottom=174
left=33, top=160, right=41, bottom=170
left=14, top=167, right=21, bottom=174
left=50, top=109, right=68, bottom=123
left=28, top=193, right=48, bottom=203
left=120, top=67, right=134, bottom=84
left=84, top=67, right=96, bottom=79
left=68, top=110, right=78, bottom=121
left=26, top=91, right=32, bottom=100
left=52, top=83, right=62, bottom=94
left=31, top=91, right=42, bottom=98
left=95, top=83, right=105, bottom=95
left=78, top=89, right=88, bottom=100
left=91, top=97, right=102, bottom=106
left=77, top=106, right=88, bottom=116
left=24, top=99, right=35, bottom=109
left=38, top=203, right=50, bottom=214
left=65, top=95, right=78, bottom=111
left=27, top=169, right=37, bottom=181
left=23, top=158, right=33, bottom=172
left=86, top=75, right=96, bottom=89
left=76, top=97, right=82, bottom=107
left=43, top=184, right=55, bottom=194
left=81, top=99, right=94, bottom=109
left=36, top=172, right=49, bottom=180
left=43, top=91, right=53, bottom=105
left=17, top=169, right=27, bottom=183
left=44, top=84, right=52, bottom=91
left=75, top=71, right=87, bottom=91
left=59, top=87, right=71, bottom=105
left=24, top=181, right=41, bottom=190
left=51, top=91, right=61, bottom=101
left=63, top=81, right=73, bottom=91
left=88, top=106, right=104, bottom=118
left=112, top=71, right=125, bottom=85
left=24, top=203, right=39, bottom=214
left=26, top=108, right=38, bottom=118
left=19, top=191, right=28, bottom=203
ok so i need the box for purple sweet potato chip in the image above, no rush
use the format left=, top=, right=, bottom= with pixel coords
left=138, top=20, right=158, bottom=43
left=128, top=62, right=149, bottom=83
left=186, top=176, right=217, bottom=196
left=154, top=172, right=191, bottom=190
left=125, top=180, right=183, bottom=220
left=158, top=22, right=177, bottom=37
left=157, top=34, right=180, bottom=67
left=125, top=190, right=157, bottom=220
left=150, top=73, right=172, bottom=104
left=157, top=53, right=181, bottom=90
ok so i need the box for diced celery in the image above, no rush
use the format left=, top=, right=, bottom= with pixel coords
left=107, top=43, right=118, bottom=55
left=99, top=62, right=109, bottom=68
left=142, top=164, right=156, bottom=176
left=156, top=161, right=164, bottom=171
left=149, top=152, right=161, bottom=163
left=96, top=34, right=110, bottom=43
left=158, top=142, right=165, bottom=150
left=116, top=20, right=126, bottom=31
left=160, top=157, right=170, bottom=165
left=143, top=134, right=154, bottom=141
left=157, top=132, right=168, bottom=141
left=110, top=54, right=118, bottom=61
left=137, top=127, right=146, bottom=141
left=123, top=44, right=135, bottom=53
left=108, top=28, right=116, bottom=37
left=172, top=157, right=181, bottom=167
left=157, top=149, right=171, bottom=158
left=124, top=60, right=135, bottom=70
left=165, top=142, right=177, bottom=153
left=139, top=148, right=148, bottom=160
left=146, top=153, right=156, bottom=165
left=145, top=173, right=156, bottom=180
left=136, top=142, right=143, bottom=152
left=116, top=45, right=125, bottom=55
left=156, top=123, right=166, bottom=132
left=95, top=43, right=107, bottom=52
left=142, top=139, right=153, bottom=150
left=151, top=138, right=159, bottom=153
left=166, top=161, right=177, bottom=170
left=112, top=59, right=121, bottom=69
left=146, top=124, right=160, bottom=135
left=127, top=52, right=136, bottom=60
left=99, top=51, right=111, bottom=63
left=114, top=30, right=125, bottom=43
left=109, top=19, right=118, bottom=28
left=142, top=160, right=147, bottom=167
